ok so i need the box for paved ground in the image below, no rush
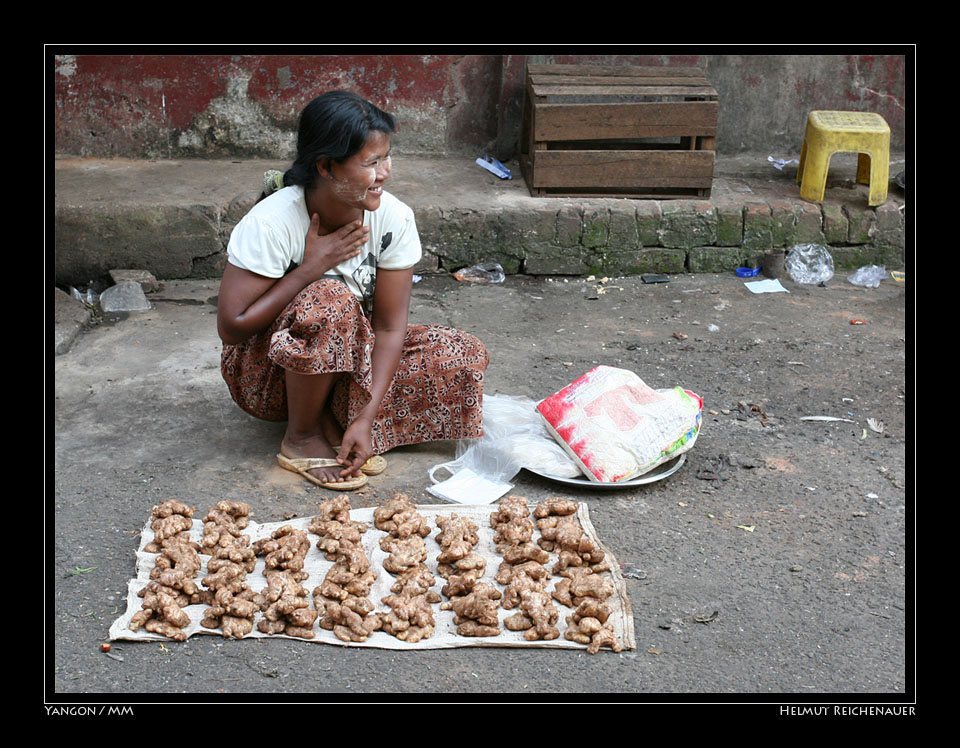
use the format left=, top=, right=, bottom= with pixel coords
left=51, top=265, right=911, bottom=701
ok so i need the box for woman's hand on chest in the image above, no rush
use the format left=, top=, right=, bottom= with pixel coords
left=301, top=213, right=370, bottom=280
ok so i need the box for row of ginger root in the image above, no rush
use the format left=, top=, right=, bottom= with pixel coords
left=129, top=500, right=205, bottom=641
left=436, top=513, right=502, bottom=637
left=532, top=498, right=623, bottom=655
left=491, top=496, right=562, bottom=642
left=372, top=494, right=440, bottom=643
left=310, top=495, right=382, bottom=643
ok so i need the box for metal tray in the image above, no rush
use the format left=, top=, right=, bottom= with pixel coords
left=523, top=453, right=686, bottom=489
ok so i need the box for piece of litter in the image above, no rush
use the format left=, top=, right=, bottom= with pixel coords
left=412, top=274, right=422, bottom=283
left=737, top=525, right=755, bottom=532
left=621, top=566, right=647, bottom=580
left=695, top=611, right=719, bottom=623
left=867, top=418, right=885, bottom=433
left=768, top=156, right=798, bottom=170
left=866, top=493, right=879, bottom=499
left=707, top=324, right=720, bottom=332
left=744, top=278, right=790, bottom=294
left=426, top=467, right=513, bottom=504
left=474, top=153, right=512, bottom=179
left=800, top=416, right=856, bottom=423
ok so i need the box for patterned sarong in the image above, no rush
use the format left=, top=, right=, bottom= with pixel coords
left=220, top=278, right=489, bottom=454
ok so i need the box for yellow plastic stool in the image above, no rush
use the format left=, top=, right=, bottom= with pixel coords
left=797, top=111, right=890, bottom=206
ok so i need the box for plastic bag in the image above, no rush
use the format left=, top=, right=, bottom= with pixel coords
left=847, top=264, right=887, bottom=288
left=429, top=394, right=581, bottom=484
left=785, top=243, right=835, bottom=285
left=453, top=263, right=505, bottom=284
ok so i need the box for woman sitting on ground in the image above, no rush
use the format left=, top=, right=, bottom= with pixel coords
left=217, top=90, right=489, bottom=490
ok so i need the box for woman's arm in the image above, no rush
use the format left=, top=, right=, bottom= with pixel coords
left=337, top=267, right=414, bottom=474
left=217, top=215, right=369, bottom=345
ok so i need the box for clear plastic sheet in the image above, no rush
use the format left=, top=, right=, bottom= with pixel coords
left=429, top=394, right=582, bottom=486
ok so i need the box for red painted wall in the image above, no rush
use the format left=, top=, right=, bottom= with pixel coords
left=53, top=52, right=908, bottom=159
left=53, top=53, right=503, bottom=157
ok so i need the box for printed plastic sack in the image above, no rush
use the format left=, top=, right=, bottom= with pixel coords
left=536, top=366, right=703, bottom=482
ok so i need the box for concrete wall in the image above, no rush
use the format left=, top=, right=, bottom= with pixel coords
left=53, top=51, right=908, bottom=160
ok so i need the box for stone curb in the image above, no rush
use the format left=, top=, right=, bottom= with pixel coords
left=53, top=155, right=906, bottom=286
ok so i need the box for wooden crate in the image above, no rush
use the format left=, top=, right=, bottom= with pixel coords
left=520, top=64, right=718, bottom=198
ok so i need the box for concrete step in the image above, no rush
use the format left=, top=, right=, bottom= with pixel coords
left=54, top=153, right=906, bottom=287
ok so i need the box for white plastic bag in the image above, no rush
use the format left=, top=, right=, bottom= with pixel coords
left=847, top=265, right=887, bottom=288
left=428, top=394, right=582, bottom=485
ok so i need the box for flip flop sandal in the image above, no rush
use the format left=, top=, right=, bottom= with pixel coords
left=333, top=447, right=387, bottom=476
left=277, top=454, right=368, bottom=491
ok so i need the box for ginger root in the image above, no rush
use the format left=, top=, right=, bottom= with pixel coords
left=130, top=581, right=193, bottom=641
left=144, top=500, right=197, bottom=552
left=255, top=568, right=318, bottom=638
left=253, top=525, right=311, bottom=572
left=309, top=495, right=368, bottom=560
left=534, top=498, right=604, bottom=571
left=201, top=501, right=251, bottom=551
left=552, top=564, right=623, bottom=655
left=441, top=582, right=502, bottom=630
left=436, top=513, right=500, bottom=636
left=373, top=494, right=431, bottom=539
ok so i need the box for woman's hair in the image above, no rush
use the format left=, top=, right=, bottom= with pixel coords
left=282, top=91, right=396, bottom=191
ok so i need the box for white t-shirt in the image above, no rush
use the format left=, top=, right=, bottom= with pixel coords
left=226, top=185, right=422, bottom=301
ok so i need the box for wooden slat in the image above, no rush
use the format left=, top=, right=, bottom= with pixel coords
left=526, top=64, right=705, bottom=78
left=530, top=83, right=718, bottom=100
left=533, top=101, right=718, bottom=141
left=529, top=74, right=713, bottom=88
left=529, top=150, right=714, bottom=189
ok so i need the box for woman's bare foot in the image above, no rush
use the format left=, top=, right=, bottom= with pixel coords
left=280, top=433, right=354, bottom=484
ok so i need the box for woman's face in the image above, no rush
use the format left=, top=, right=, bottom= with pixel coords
left=323, top=130, right=392, bottom=212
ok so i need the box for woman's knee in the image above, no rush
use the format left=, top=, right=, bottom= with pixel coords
left=410, top=325, right=489, bottom=368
